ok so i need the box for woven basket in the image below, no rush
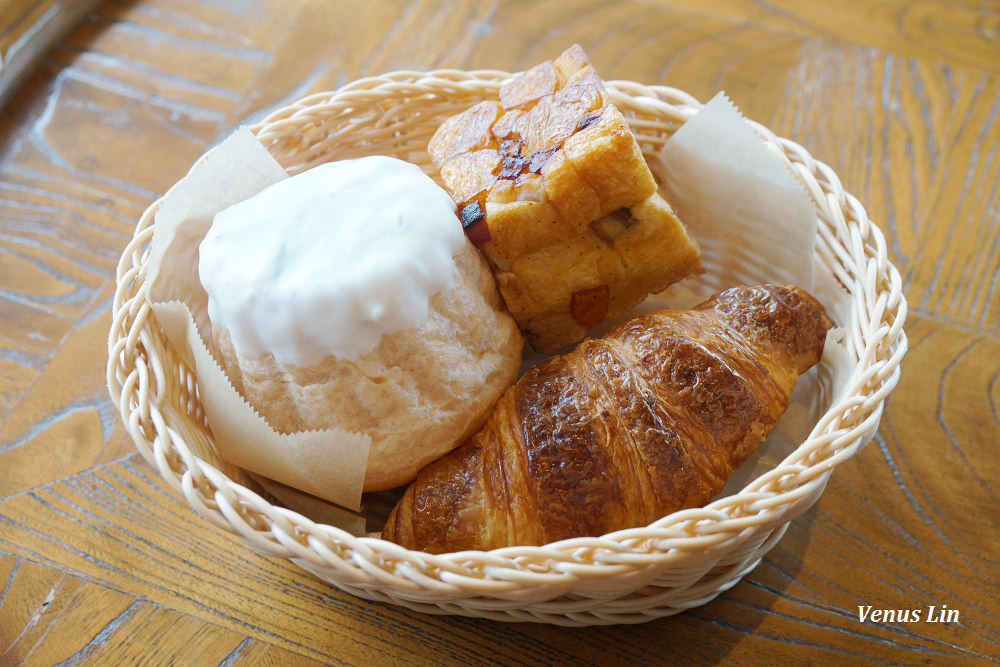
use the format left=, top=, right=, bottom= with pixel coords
left=107, top=70, right=907, bottom=626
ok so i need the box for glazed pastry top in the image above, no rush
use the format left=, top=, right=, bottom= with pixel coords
left=199, top=156, right=464, bottom=366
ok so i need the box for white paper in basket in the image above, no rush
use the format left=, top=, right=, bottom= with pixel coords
left=145, top=128, right=370, bottom=521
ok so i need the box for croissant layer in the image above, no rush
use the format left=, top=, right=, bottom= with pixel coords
left=383, top=284, right=832, bottom=553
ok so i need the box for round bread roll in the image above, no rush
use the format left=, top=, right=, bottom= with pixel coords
left=199, top=156, right=523, bottom=492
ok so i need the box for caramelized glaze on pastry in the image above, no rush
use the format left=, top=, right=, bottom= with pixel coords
left=429, top=45, right=700, bottom=352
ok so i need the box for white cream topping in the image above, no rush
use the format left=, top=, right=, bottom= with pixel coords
left=198, top=156, right=463, bottom=366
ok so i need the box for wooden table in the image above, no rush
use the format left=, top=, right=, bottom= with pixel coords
left=1, top=1, right=997, bottom=664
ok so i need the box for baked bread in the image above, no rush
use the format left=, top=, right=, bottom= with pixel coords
left=429, top=44, right=700, bottom=352
left=382, top=284, right=831, bottom=552
left=199, top=156, right=523, bottom=492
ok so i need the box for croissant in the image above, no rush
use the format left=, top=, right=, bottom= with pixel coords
left=382, top=284, right=832, bottom=553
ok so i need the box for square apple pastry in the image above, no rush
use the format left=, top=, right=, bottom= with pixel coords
left=429, top=44, right=700, bottom=352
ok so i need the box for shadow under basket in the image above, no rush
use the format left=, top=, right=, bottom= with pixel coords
left=107, top=71, right=907, bottom=626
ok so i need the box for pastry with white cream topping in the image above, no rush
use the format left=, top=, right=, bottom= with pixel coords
left=199, top=156, right=523, bottom=491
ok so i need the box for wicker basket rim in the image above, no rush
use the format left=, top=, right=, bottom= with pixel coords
left=108, top=69, right=908, bottom=585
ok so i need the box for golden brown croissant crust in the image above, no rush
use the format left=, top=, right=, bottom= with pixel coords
left=382, top=284, right=832, bottom=553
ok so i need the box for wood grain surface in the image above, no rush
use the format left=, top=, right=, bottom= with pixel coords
left=1, top=0, right=998, bottom=664
left=0, top=0, right=104, bottom=106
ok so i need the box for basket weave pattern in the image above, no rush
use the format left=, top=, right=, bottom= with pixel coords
left=107, top=71, right=907, bottom=626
